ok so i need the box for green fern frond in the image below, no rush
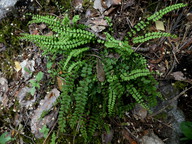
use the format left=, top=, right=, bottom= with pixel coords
left=147, top=3, right=187, bottom=21
left=88, top=113, right=99, bottom=137
left=133, top=32, right=177, bottom=43
left=69, top=64, right=93, bottom=128
left=104, top=32, right=133, bottom=55
left=79, top=119, right=88, bottom=142
left=108, top=89, right=116, bottom=115
left=27, top=14, right=61, bottom=27
left=121, top=69, right=151, bottom=81
left=67, top=61, right=85, bottom=72
left=127, top=84, right=149, bottom=110
left=50, top=132, right=56, bottom=144
left=58, top=75, right=74, bottom=132
left=128, top=3, right=187, bottom=37
left=20, top=4, right=187, bottom=141
left=63, top=47, right=89, bottom=70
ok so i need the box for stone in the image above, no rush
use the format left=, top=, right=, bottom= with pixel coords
left=0, top=0, right=18, bottom=20
left=141, top=131, right=164, bottom=144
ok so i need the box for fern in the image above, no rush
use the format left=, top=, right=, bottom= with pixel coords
left=128, top=3, right=187, bottom=37
left=127, top=84, right=149, bottom=110
left=79, top=119, right=88, bottom=142
left=63, top=47, right=89, bottom=70
left=69, top=64, right=93, bottom=128
left=133, top=32, right=177, bottom=44
left=147, top=3, right=187, bottom=21
left=50, top=132, right=56, bottom=144
left=20, top=3, right=187, bottom=143
left=58, top=75, right=74, bottom=132
left=120, top=69, right=151, bottom=81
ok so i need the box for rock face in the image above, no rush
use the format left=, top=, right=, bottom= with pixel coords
left=153, top=81, right=186, bottom=144
left=141, top=131, right=165, bottom=144
left=0, top=0, right=18, bottom=20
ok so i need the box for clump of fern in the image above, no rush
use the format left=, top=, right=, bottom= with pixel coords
left=20, top=3, right=187, bottom=143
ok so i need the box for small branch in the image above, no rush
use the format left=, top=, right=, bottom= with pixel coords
left=149, top=86, right=192, bottom=117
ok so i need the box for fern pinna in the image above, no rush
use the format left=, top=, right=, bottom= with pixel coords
left=20, top=3, right=187, bottom=143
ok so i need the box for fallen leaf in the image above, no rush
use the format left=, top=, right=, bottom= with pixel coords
left=45, top=31, right=53, bottom=36
left=155, top=21, right=165, bottom=31
left=141, top=131, right=164, bottom=144
left=186, top=12, right=192, bottom=22
left=14, top=61, right=21, bottom=72
left=106, top=0, right=121, bottom=7
left=86, top=17, right=108, bottom=32
left=57, top=77, right=66, bottom=91
left=170, top=71, right=186, bottom=81
left=39, top=23, right=46, bottom=30
left=73, top=0, right=83, bottom=11
left=96, top=58, right=105, bottom=82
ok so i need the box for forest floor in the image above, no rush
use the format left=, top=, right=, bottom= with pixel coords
left=0, top=0, right=192, bottom=144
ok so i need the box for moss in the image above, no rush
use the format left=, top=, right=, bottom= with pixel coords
left=0, top=15, right=28, bottom=79
left=82, top=0, right=94, bottom=9
left=173, top=81, right=188, bottom=90
left=154, top=112, right=168, bottom=121
left=36, top=0, right=72, bottom=14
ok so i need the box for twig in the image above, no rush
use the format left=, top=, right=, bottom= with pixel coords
left=42, top=115, right=58, bottom=144
left=9, top=125, right=35, bottom=144
left=35, top=0, right=42, bottom=8
left=149, top=86, right=192, bottom=117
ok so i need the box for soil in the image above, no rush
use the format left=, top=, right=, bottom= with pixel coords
left=0, top=0, right=192, bottom=144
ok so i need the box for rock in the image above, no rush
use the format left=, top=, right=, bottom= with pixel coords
left=132, top=104, right=148, bottom=120
left=16, top=86, right=36, bottom=108
left=20, top=59, right=35, bottom=80
left=152, top=81, right=186, bottom=144
left=30, top=88, right=60, bottom=138
left=141, top=131, right=164, bottom=144
left=0, top=77, right=8, bottom=107
left=0, top=0, right=19, bottom=20
left=93, top=0, right=105, bottom=13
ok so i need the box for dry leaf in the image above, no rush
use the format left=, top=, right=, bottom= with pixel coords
left=57, top=76, right=66, bottom=91
left=170, top=71, right=186, bottom=81
left=96, top=58, right=105, bottom=82
left=106, top=0, right=121, bottom=7
left=155, top=21, right=165, bottom=31
left=86, top=17, right=108, bottom=32
left=186, top=12, right=192, bottom=22
left=14, top=61, right=21, bottom=72
left=73, top=0, right=83, bottom=11
left=39, top=23, right=46, bottom=30
left=45, top=31, right=53, bottom=36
